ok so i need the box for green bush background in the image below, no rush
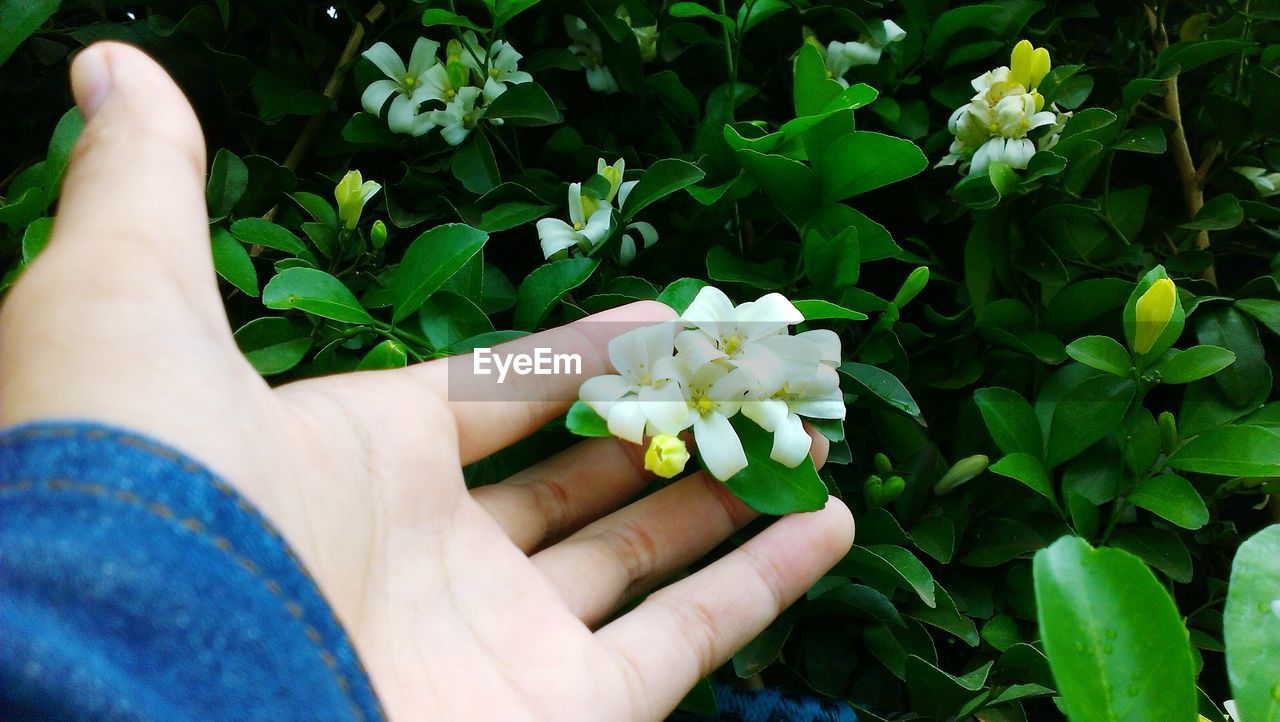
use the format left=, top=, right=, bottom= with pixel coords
left=3, top=1, right=1280, bottom=720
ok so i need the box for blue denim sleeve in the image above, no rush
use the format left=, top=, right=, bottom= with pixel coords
left=0, top=422, right=385, bottom=721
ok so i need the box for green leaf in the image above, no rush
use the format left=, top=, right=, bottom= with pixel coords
left=961, top=518, right=1045, bottom=567
left=252, top=68, right=330, bottom=123
left=356, top=339, right=408, bottom=370
left=1153, top=345, right=1236, bottom=384
left=262, top=268, right=374, bottom=325
left=792, top=299, right=868, bottom=321
left=620, top=158, right=705, bottom=219
left=484, top=0, right=540, bottom=27
left=421, top=8, right=487, bottom=31
left=1046, top=374, right=1136, bottom=467
left=210, top=226, right=258, bottom=297
left=905, top=656, right=988, bottom=721
left=1066, top=336, right=1133, bottom=377
left=718, top=415, right=828, bottom=515
left=840, top=363, right=922, bottom=420
left=393, top=224, right=489, bottom=323
left=1181, top=194, right=1243, bottom=231
left=835, top=545, right=937, bottom=608
left=802, top=227, right=860, bottom=290
left=974, top=387, right=1043, bottom=458
left=207, top=149, right=248, bottom=220
left=20, top=217, right=53, bottom=264
left=43, top=107, right=83, bottom=206
left=419, top=292, right=493, bottom=349
left=0, top=0, right=58, bottom=66
left=792, top=42, right=845, bottom=117
left=290, top=192, right=338, bottom=227
left=990, top=453, right=1056, bottom=504
left=1127, top=473, right=1208, bottom=530
left=735, top=150, right=821, bottom=227
left=565, top=400, right=610, bottom=437
left=656, top=278, right=706, bottom=314
left=705, top=247, right=787, bottom=290
left=1154, top=38, right=1254, bottom=77
left=484, top=82, right=561, bottom=125
left=233, top=317, right=312, bottom=375
left=1166, top=425, right=1280, bottom=477
left=1114, top=125, right=1167, bottom=154
left=514, top=257, right=598, bottom=330
left=669, top=2, right=734, bottom=32
left=816, top=132, right=929, bottom=204
left=476, top=201, right=552, bottom=232
left=1109, top=527, right=1192, bottom=583
left=1033, top=537, right=1198, bottom=722
left=1196, top=306, right=1269, bottom=407
left=1224, top=525, right=1280, bottom=722
left=230, top=218, right=313, bottom=260
left=451, top=132, right=501, bottom=194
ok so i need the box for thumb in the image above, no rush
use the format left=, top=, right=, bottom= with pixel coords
left=49, top=42, right=215, bottom=290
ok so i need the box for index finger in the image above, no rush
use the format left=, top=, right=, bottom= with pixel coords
left=299, top=300, right=675, bottom=465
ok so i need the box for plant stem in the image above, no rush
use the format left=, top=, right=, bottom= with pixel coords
left=1144, top=3, right=1217, bottom=285
left=282, top=2, right=388, bottom=173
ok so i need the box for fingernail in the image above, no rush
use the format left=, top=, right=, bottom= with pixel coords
left=72, top=45, right=113, bottom=120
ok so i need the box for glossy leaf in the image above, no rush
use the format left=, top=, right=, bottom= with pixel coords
left=1034, top=537, right=1198, bottom=722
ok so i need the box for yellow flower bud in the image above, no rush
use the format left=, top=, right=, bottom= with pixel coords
left=1010, top=39, right=1052, bottom=90
left=644, top=434, right=690, bottom=479
left=1133, top=278, right=1176, bottom=355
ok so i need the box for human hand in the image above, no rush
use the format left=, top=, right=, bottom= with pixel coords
left=0, top=43, right=855, bottom=721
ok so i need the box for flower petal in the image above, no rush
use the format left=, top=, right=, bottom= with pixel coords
left=361, top=79, right=400, bottom=115
left=363, top=42, right=406, bottom=81
left=607, top=398, right=649, bottom=445
left=693, top=412, right=748, bottom=480
left=408, top=37, right=441, bottom=78
left=673, top=329, right=725, bottom=370
left=536, top=218, right=580, bottom=259
left=387, top=94, right=419, bottom=134
left=639, top=382, right=694, bottom=435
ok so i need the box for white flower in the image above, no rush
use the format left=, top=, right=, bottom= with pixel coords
left=811, top=19, right=906, bottom=87
left=616, top=7, right=659, bottom=62
left=742, top=361, right=844, bottom=467
left=671, top=359, right=755, bottom=480
left=675, top=286, right=805, bottom=370
left=1235, top=166, right=1280, bottom=197
left=940, top=40, right=1067, bottom=175
left=970, top=137, right=1037, bottom=174
left=619, top=222, right=658, bottom=264
left=566, top=15, right=620, bottom=94
left=615, top=176, right=659, bottom=263
left=429, top=85, right=484, bottom=146
left=537, top=182, right=613, bottom=258
left=579, top=322, right=689, bottom=444
left=458, top=31, right=532, bottom=103
left=1225, top=700, right=1240, bottom=722
left=360, top=38, right=440, bottom=136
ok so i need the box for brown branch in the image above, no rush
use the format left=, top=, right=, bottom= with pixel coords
left=1145, top=4, right=1217, bottom=286
left=282, top=2, right=387, bottom=172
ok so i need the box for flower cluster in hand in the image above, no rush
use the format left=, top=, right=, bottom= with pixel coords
left=536, top=157, right=659, bottom=264
left=565, top=11, right=659, bottom=95
left=938, top=40, right=1071, bottom=176
left=360, top=32, right=531, bottom=144
left=579, top=287, right=845, bottom=482
left=804, top=18, right=906, bottom=86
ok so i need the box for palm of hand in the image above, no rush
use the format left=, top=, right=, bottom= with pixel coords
left=0, top=43, right=853, bottom=721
